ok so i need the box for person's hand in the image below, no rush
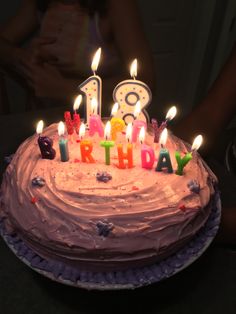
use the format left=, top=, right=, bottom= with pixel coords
left=30, top=63, right=75, bottom=101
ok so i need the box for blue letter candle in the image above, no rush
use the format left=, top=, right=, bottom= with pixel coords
left=155, top=128, right=173, bottom=173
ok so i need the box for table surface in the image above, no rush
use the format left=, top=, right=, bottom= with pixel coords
left=0, top=108, right=236, bottom=314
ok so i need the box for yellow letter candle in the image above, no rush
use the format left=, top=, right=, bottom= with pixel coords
left=110, top=103, right=125, bottom=140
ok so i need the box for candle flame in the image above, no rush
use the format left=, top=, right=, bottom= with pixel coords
left=79, top=123, right=86, bottom=140
left=111, top=102, right=119, bottom=116
left=73, top=94, right=82, bottom=111
left=134, top=100, right=141, bottom=119
left=91, top=97, right=98, bottom=114
left=126, top=123, right=133, bottom=143
left=160, top=128, right=168, bottom=147
left=166, top=106, right=177, bottom=121
left=36, top=120, right=44, bottom=135
left=139, top=126, right=145, bottom=144
left=91, top=47, right=101, bottom=74
left=58, top=121, right=65, bottom=137
left=104, top=121, right=111, bottom=140
left=191, top=135, right=203, bottom=151
left=130, top=58, right=137, bottom=79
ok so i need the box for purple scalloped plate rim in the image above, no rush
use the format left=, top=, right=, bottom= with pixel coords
left=0, top=192, right=221, bottom=291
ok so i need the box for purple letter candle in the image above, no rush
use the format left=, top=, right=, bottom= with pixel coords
left=36, top=120, right=56, bottom=160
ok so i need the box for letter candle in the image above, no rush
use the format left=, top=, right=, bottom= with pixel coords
left=152, top=106, right=177, bottom=144
left=113, top=59, right=152, bottom=124
left=100, top=121, right=115, bottom=165
left=110, top=102, right=125, bottom=140
left=117, top=123, right=133, bottom=169
left=79, top=123, right=95, bottom=163
left=156, top=128, right=173, bottom=173
left=64, top=94, right=82, bottom=135
left=175, top=135, right=203, bottom=175
left=58, top=121, right=69, bottom=162
left=88, top=98, right=104, bottom=137
left=79, top=48, right=102, bottom=124
left=36, top=120, right=56, bottom=160
left=132, top=100, right=147, bottom=143
left=139, top=126, right=155, bottom=169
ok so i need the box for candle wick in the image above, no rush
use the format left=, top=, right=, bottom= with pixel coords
left=161, top=143, right=164, bottom=149
left=93, top=71, right=96, bottom=76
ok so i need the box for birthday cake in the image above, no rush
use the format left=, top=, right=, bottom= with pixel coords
left=0, top=122, right=217, bottom=273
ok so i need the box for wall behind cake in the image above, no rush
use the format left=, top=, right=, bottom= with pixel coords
left=0, top=0, right=235, bottom=119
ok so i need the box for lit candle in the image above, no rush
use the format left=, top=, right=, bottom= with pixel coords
left=64, top=94, right=82, bottom=135
left=100, top=121, right=115, bottom=165
left=139, top=126, right=155, bottom=169
left=79, top=122, right=95, bottom=163
left=113, top=59, right=152, bottom=124
left=58, top=121, right=69, bottom=162
left=36, top=120, right=56, bottom=160
left=132, top=100, right=147, bottom=143
left=175, top=135, right=203, bottom=175
left=88, top=98, right=104, bottom=137
left=79, top=48, right=102, bottom=124
left=156, top=128, right=173, bottom=173
left=117, top=123, right=133, bottom=169
left=110, top=102, right=125, bottom=140
left=152, top=106, right=177, bottom=143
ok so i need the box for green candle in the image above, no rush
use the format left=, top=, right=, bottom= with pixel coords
left=175, top=151, right=192, bottom=175
left=100, top=121, right=115, bottom=165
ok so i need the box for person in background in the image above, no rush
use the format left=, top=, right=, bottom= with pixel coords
left=0, top=0, right=155, bottom=114
left=173, top=42, right=236, bottom=245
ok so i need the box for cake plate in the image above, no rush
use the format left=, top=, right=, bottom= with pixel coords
left=0, top=192, right=221, bottom=291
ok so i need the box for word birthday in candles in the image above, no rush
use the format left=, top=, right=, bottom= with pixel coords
left=175, top=135, right=203, bottom=175
left=113, top=59, right=152, bottom=124
left=58, top=122, right=69, bottom=162
left=64, top=94, right=82, bottom=135
left=36, top=120, right=56, bottom=160
left=79, top=48, right=102, bottom=124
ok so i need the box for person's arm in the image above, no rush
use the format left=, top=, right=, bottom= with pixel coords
left=0, top=0, right=38, bottom=73
left=173, top=43, right=236, bottom=155
left=108, top=0, right=155, bottom=91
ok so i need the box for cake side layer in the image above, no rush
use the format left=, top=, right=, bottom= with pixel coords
left=0, top=124, right=217, bottom=271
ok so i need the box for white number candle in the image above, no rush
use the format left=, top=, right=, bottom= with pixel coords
left=79, top=47, right=102, bottom=124
left=113, top=59, right=152, bottom=124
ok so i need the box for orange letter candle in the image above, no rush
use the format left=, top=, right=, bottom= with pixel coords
left=79, top=123, right=95, bottom=163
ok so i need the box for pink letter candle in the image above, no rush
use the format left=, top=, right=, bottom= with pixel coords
left=89, top=98, right=104, bottom=137
left=139, top=127, right=155, bottom=169
left=132, top=101, right=147, bottom=143
left=36, top=120, right=56, bottom=160
left=156, top=128, right=173, bottom=173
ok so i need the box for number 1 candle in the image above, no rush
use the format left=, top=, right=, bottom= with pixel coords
left=113, top=59, right=152, bottom=124
left=175, top=135, right=203, bottom=175
left=79, top=47, right=102, bottom=124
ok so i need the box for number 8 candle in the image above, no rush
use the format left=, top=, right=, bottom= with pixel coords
left=113, top=59, right=152, bottom=124
left=79, top=47, right=102, bottom=124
